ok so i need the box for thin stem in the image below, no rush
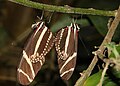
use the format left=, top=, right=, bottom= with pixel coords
left=99, top=6, right=120, bottom=52
left=8, top=0, right=116, bottom=17
left=75, top=55, right=98, bottom=86
left=97, top=60, right=110, bottom=86
left=75, top=6, right=120, bottom=86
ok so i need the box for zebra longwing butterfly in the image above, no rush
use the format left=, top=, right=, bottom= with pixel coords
left=17, top=21, right=54, bottom=85
left=55, top=23, right=80, bottom=80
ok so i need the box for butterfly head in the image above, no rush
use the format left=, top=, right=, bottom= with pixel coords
left=31, top=21, right=45, bottom=30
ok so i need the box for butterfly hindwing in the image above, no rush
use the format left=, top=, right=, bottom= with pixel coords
left=17, top=21, right=54, bottom=85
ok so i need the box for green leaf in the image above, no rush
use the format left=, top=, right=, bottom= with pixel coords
left=106, top=43, right=120, bottom=72
left=112, top=24, right=120, bottom=42
left=88, top=16, right=108, bottom=36
left=76, top=18, right=90, bottom=27
left=111, top=68, right=120, bottom=79
left=103, top=77, right=117, bottom=86
left=51, top=15, right=90, bottom=33
left=104, top=81, right=117, bottom=86
left=51, top=15, right=71, bottom=33
left=104, top=82, right=117, bottom=86
left=83, top=70, right=102, bottom=86
left=105, top=43, right=120, bottom=58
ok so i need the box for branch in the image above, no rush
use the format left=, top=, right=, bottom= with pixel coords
left=97, top=59, right=110, bottom=86
left=75, top=6, right=120, bottom=86
left=75, top=55, right=98, bottom=86
left=8, top=0, right=116, bottom=17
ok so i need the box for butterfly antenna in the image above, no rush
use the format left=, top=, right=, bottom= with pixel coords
left=78, top=34, right=90, bottom=56
left=40, top=10, right=44, bottom=20
left=37, top=10, right=45, bottom=21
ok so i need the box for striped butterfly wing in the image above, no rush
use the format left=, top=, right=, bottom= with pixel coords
left=17, top=21, right=54, bottom=85
left=55, top=23, right=79, bottom=80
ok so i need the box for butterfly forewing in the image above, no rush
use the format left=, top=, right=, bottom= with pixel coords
left=55, top=23, right=79, bottom=80
left=17, top=21, right=54, bottom=85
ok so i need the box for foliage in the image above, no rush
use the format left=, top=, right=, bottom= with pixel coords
left=83, top=70, right=102, bottom=86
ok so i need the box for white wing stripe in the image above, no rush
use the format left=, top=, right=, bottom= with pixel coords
left=39, top=60, right=43, bottom=66
left=64, top=24, right=72, bottom=54
left=60, top=68, right=74, bottom=77
left=34, top=26, right=48, bottom=54
left=73, top=24, right=77, bottom=39
left=60, top=52, right=77, bottom=73
left=18, top=69, right=33, bottom=82
left=23, top=50, right=35, bottom=78
left=33, top=22, right=44, bottom=37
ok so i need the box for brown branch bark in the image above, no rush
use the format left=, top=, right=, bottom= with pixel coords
left=75, top=6, right=120, bottom=86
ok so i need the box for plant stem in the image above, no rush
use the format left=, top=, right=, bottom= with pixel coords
left=75, top=55, right=98, bottom=86
left=97, top=59, right=110, bottom=86
left=75, top=6, right=120, bottom=86
left=8, top=0, right=116, bottom=17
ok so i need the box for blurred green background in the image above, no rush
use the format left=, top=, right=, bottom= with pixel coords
left=0, top=0, right=120, bottom=86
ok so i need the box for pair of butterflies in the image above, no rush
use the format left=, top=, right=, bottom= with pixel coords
left=17, top=20, right=80, bottom=85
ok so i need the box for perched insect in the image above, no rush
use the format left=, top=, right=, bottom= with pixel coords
left=55, top=23, right=80, bottom=80
left=17, top=21, right=55, bottom=85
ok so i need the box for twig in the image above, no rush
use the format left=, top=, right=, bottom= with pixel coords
left=97, top=59, right=110, bottom=86
left=75, top=6, right=120, bottom=86
left=75, top=55, right=98, bottom=86
left=99, top=6, right=120, bottom=52
left=8, top=0, right=116, bottom=17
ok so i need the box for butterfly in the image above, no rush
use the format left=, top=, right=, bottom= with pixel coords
left=55, top=23, right=79, bottom=80
left=17, top=21, right=80, bottom=85
left=17, top=21, right=55, bottom=85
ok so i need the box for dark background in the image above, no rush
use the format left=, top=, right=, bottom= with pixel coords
left=0, top=0, right=120, bottom=86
